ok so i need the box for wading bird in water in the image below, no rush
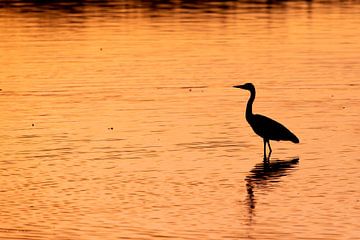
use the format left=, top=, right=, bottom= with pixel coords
left=233, top=83, right=299, bottom=161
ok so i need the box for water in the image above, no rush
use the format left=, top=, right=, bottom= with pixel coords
left=0, top=1, right=359, bottom=239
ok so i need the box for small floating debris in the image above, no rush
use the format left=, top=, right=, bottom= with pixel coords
left=100, top=48, right=103, bottom=51
left=156, top=86, right=208, bottom=90
left=180, top=86, right=207, bottom=89
left=108, top=127, right=113, bottom=130
left=32, top=123, right=35, bottom=127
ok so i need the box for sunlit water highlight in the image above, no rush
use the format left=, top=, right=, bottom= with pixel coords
left=0, top=1, right=359, bottom=239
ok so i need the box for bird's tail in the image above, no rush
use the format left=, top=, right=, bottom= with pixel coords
left=291, top=134, right=300, bottom=144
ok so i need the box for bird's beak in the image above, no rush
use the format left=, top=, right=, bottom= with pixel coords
left=233, top=84, right=246, bottom=89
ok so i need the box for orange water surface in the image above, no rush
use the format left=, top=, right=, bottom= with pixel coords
left=0, top=1, right=359, bottom=239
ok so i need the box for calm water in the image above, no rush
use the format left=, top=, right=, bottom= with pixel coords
left=0, top=1, right=359, bottom=239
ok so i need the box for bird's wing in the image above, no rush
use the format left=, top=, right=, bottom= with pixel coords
left=252, top=114, right=299, bottom=143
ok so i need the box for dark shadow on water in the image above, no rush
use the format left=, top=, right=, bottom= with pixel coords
left=2, top=0, right=356, bottom=26
left=244, top=157, right=299, bottom=222
left=2, top=0, right=353, bottom=16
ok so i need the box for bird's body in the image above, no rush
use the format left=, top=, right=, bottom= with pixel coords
left=233, top=83, right=299, bottom=160
left=249, top=114, right=299, bottom=143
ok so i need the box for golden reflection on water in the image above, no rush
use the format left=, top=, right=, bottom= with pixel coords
left=0, top=1, right=359, bottom=239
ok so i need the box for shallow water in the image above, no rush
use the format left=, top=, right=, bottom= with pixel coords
left=0, top=0, right=359, bottom=239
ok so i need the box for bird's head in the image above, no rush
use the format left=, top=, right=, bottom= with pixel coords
left=233, top=83, right=255, bottom=91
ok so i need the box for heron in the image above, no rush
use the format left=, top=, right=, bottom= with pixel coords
left=233, top=83, right=299, bottom=160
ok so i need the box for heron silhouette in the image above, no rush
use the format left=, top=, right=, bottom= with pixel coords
left=233, top=83, right=299, bottom=160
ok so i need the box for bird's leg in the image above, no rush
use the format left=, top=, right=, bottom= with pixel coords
left=267, top=140, right=272, bottom=160
left=263, top=139, right=267, bottom=162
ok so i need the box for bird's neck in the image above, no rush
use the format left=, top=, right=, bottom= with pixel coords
left=246, top=89, right=255, bottom=121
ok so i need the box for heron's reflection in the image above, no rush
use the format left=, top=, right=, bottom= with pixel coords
left=245, top=158, right=299, bottom=221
